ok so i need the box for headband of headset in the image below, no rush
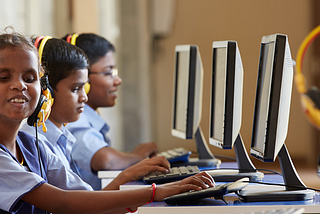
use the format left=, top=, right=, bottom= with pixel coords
left=28, top=36, right=54, bottom=132
left=295, top=25, right=320, bottom=129
left=66, top=34, right=90, bottom=94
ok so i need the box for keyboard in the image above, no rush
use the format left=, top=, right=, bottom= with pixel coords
left=143, top=165, right=200, bottom=184
left=243, top=207, right=305, bottom=214
left=164, top=177, right=249, bottom=204
left=158, top=147, right=191, bottom=163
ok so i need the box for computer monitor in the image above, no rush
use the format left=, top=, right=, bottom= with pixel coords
left=172, top=44, right=221, bottom=167
left=208, top=41, right=264, bottom=182
left=238, top=34, right=315, bottom=201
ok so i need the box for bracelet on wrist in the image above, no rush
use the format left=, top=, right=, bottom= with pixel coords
left=147, top=183, right=156, bottom=204
left=126, top=183, right=156, bottom=212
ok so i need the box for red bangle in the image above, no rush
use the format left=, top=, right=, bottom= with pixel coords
left=147, top=183, right=156, bottom=204
left=126, top=183, right=156, bottom=212
left=126, top=207, right=137, bottom=213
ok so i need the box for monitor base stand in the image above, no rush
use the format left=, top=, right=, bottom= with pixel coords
left=171, top=127, right=221, bottom=168
left=238, top=144, right=316, bottom=202
left=238, top=189, right=315, bottom=202
left=206, top=134, right=264, bottom=182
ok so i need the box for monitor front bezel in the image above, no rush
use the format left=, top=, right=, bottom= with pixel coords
left=209, top=41, right=240, bottom=149
left=172, top=45, right=197, bottom=139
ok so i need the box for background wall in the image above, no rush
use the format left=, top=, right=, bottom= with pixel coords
left=152, top=0, right=318, bottom=166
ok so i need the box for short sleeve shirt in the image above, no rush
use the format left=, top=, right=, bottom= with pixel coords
left=0, top=131, right=93, bottom=214
left=20, top=119, right=76, bottom=172
left=66, top=104, right=110, bottom=190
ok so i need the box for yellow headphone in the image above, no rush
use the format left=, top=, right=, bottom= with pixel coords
left=67, top=33, right=91, bottom=94
left=27, top=36, right=54, bottom=133
left=295, top=25, right=320, bottom=130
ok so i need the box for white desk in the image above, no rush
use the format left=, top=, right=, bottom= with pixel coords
left=138, top=185, right=320, bottom=214
left=98, top=170, right=122, bottom=188
left=99, top=162, right=320, bottom=213
left=123, top=162, right=320, bottom=213
left=136, top=173, right=320, bottom=214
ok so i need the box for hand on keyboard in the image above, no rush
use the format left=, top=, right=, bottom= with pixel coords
left=114, top=156, right=170, bottom=184
left=143, top=165, right=200, bottom=184
left=153, top=171, right=215, bottom=202
left=164, top=177, right=249, bottom=204
left=158, top=147, right=191, bottom=163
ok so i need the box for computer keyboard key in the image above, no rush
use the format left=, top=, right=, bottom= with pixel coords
left=143, top=165, right=200, bottom=184
left=159, top=147, right=191, bottom=163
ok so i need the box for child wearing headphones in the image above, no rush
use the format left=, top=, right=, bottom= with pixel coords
left=20, top=36, right=172, bottom=190
left=0, top=27, right=214, bottom=214
left=64, top=33, right=160, bottom=190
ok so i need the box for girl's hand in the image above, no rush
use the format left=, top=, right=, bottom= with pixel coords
left=153, top=171, right=215, bottom=201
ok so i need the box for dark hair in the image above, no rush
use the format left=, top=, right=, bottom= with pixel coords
left=0, top=26, right=39, bottom=61
left=39, top=38, right=89, bottom=90
left=62, top=33, right=115, bottom=65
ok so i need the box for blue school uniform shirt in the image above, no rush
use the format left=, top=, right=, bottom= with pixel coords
left=0, top=131, right=93, bottom=214
left=66, top=104, right=110, bottom=190
left=20, top=119, right=76, bottom=173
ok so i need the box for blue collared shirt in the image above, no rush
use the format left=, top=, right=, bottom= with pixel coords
left=66, top=104, right=110, bottom=190
left=0, top=131, right=93, bottom=214
left=20, top=119, right=76, bottom=172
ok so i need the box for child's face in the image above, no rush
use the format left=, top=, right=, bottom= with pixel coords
left=0, top=47, right=40, bottom=124
left=87, top=51, right=122, bottom=110
left=49, top=69, right=88, bottom=127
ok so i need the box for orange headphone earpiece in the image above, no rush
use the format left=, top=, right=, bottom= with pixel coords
left=295, top=25, right=320, bottom=130
left=67, top=34, right=91, bottom=94
left=27, top=36, right=54, bottom=133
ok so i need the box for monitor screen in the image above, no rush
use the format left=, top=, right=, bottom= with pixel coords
left=209, top=41, right=243, bottom=149
left=251, top=34, right=293, bottom=162
left=174, top=51, right=190, bottom=134
left=172, top=45, right=203, bottom=140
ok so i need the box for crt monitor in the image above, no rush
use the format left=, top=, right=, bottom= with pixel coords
left=172, top=44, right=220, bottom=167
left=208, top=41, right=264, bottom=181
left=238, top=34, right=315, bottom=202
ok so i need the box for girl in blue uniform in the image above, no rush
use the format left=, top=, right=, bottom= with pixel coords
left=0, top=27, right=214, bottom=214
left=64, top=33, right=162, bottom=190
left=20, top=36, right=171, bottom=190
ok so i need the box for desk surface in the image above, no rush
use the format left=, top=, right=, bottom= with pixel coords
left=134, top=162, right=320, bottom=214
left=138, top=183, right=320, bottom=214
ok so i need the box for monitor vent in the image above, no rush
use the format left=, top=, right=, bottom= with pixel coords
left=284, top=40, right=293, bottom=68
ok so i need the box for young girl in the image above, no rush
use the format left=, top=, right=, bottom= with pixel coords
left=64, top=33, right=161, bottom=190
left=0, top=28, right=214, bottom=214
left=20, top=36, right=170, bottom=190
